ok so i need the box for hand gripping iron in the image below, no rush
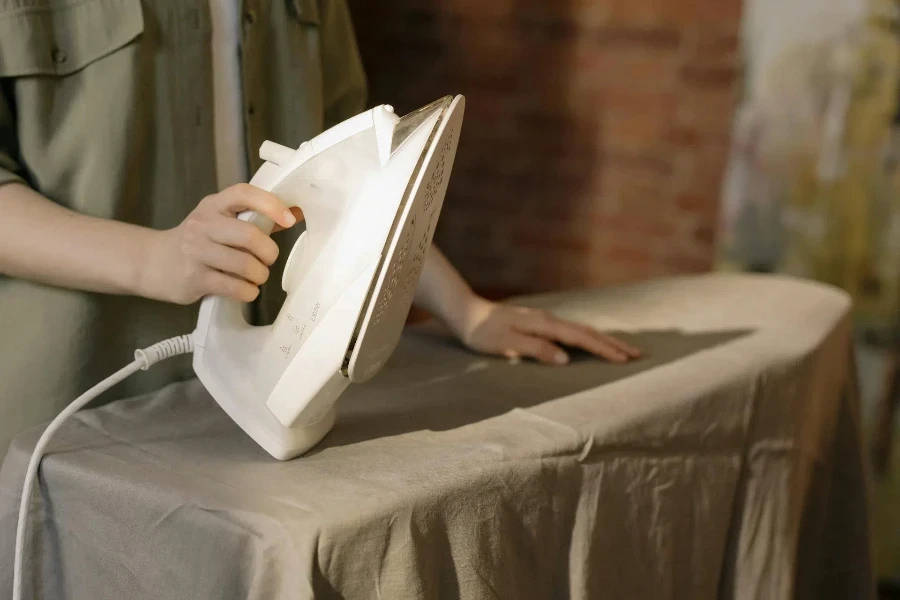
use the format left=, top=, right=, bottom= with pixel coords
left=193, top=95, right=465, bottom=459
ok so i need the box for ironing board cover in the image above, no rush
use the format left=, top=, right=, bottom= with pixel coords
left=0, top=274, right=874, bottom=599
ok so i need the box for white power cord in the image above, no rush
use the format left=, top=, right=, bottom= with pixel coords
left=12, top=334, right=194, bottom=600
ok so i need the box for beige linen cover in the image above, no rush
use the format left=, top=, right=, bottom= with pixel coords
left=0, top=274, right=874, bottom=599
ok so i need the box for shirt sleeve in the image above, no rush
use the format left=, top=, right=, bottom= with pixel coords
left=0, top=82, right=26, bottom=188
left=318, top=0, right=368, bottom=129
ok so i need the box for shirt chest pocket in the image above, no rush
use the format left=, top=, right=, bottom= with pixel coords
left=0, top=0, right=147, bottom=216
left=0, top=0, right=144, bottom=79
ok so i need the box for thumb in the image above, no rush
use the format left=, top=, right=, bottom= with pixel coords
left=272, top=206, right=305, bottom=233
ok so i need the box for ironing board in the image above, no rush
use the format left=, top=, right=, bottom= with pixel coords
left=0, top=273, right=874, bottom=599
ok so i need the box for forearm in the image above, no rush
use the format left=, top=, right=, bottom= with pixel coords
left=413, top=245, right=485, bottom=334
left=0, top=182, right=156, bottom=297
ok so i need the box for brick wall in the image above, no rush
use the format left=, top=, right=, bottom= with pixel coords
left=347, top=0, right=744, bottom=298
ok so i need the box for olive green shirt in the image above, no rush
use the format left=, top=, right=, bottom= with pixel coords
left=0, top=0, right=367, bottom=455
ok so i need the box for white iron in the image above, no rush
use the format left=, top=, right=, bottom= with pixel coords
left=192, top=95, right=465, bottom=460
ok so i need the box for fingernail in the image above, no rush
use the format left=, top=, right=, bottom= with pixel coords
left=554, top=351, right=569, bottom=365
left=282, top=210, right=296, bottom=226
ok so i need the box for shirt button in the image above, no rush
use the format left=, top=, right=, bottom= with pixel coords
left=51, top=47, right=67, bottom=65
left=248, top=104, right=256, bottom=116
left=243, top=10, right=255, bottom=24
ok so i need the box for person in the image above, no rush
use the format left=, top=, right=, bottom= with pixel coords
left=0, top=0, right=639, bottom=457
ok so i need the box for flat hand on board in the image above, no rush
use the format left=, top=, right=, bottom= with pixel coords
left=456, top=298, right=642, bottom=365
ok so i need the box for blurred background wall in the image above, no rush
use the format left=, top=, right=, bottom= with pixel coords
left=347, top=0, right=743, bottom=297
left=347, top=0, right=900, bottom=588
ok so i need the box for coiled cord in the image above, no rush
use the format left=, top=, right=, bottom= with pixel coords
left=134, top=334, right=195, bottom=369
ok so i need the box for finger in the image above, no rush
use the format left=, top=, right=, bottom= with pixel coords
left=196, top=242, right=270, bottom=285
left=517, top=313, right=630, bottom=363
left=217, top=183, right=296, bottom=229
left=591, top=330, right=642, bottom=358
left=273, top=207, right=305, bottom=233
left=208, top=215, right=280, bottom=265
left=202, top=270, right=261, bottom=303
left=563, top=321, right=641, bottom=358
left=507, top=333, right=569, bottom=366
